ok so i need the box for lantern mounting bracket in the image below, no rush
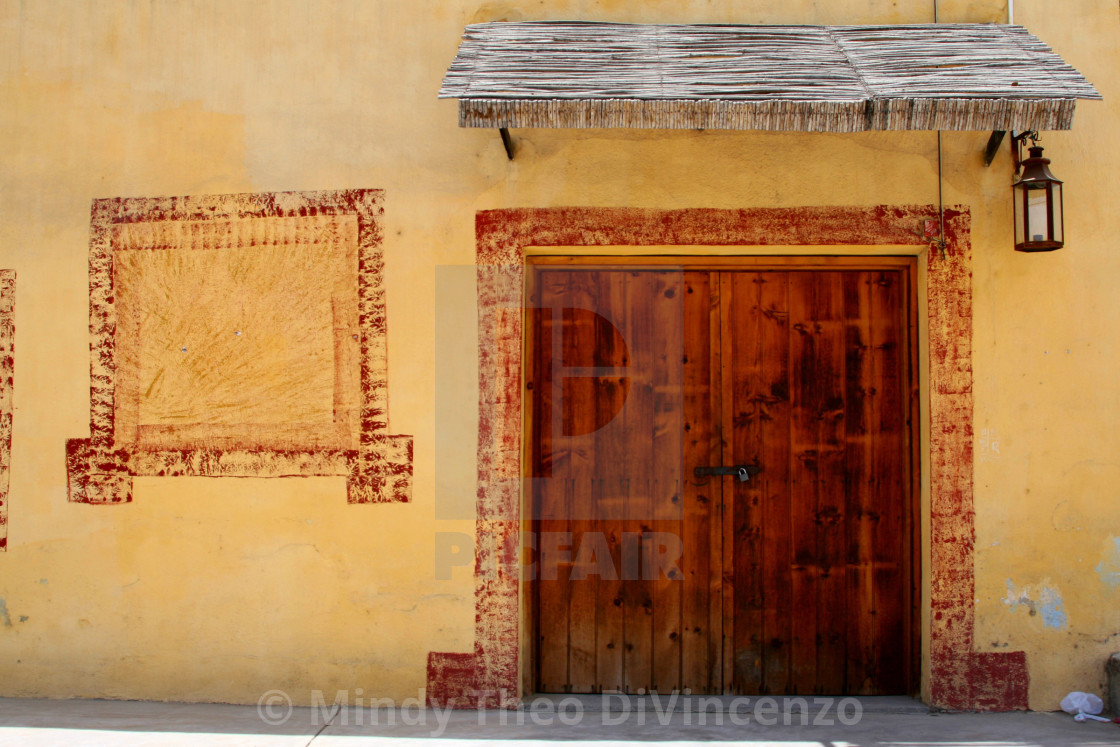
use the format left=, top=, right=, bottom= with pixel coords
left=1011, top=130, right=1039, bottom=172
left=984, top=129, right=1040, bottom=168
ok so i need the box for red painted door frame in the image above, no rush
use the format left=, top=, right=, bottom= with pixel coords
left=425, top=205, right=1030, bottom=712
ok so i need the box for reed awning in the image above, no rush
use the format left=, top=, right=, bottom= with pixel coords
left=439, top=22, right=1100, bottom=132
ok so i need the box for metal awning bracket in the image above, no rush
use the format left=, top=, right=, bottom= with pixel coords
left=499, top=128, right=515, bottom=160
left=983, top=130, right=1006, bottom=166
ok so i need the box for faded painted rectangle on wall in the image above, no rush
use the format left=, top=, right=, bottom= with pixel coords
left=67, top=190, right=411, bottom=505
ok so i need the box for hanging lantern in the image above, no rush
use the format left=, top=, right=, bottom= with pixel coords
left=1012, top=141, right=1064, bottom=252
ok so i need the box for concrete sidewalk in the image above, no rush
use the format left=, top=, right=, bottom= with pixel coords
left=1, top=695, right=1119, bottom=746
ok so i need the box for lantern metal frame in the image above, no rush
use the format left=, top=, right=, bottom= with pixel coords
left=1012, top=131, right=1065, bottom=252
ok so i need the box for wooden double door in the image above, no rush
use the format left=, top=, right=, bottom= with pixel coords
left=529, top=258, right=918, bottom=697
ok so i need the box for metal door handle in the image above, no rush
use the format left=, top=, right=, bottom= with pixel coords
left=693, top=464, right=762, bottom=483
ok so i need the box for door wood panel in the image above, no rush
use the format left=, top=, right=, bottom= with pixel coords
left=530, top=260, right=916, bottom=696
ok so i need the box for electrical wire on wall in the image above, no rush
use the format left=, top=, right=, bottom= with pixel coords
left=933, top=0, right=947, bottom=259
left=929, top=1, right=1015, bottom=259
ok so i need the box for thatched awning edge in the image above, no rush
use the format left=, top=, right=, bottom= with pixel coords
left=441, top=23, right=1100, bottom=132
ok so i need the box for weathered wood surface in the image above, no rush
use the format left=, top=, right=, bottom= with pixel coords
left=533, top=263, right=916, bottom=695
left=534, top=267, right=689, bottom=694
left=440, top=22, right=1100, bottom=131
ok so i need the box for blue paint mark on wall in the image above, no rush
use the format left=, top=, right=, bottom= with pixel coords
left=1003, top=579, right=1068, bottom=630
left=0, top=599, right=11, bottom=627
left=1096, top=537, right=1120, bottom=587
left=1038, top=586, right=1067, bottom=629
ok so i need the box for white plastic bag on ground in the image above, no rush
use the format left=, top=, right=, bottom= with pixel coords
left=1061, top=691, right=1105, bottom=715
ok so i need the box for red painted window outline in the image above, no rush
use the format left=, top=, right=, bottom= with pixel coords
left=66, top=190, right=411, bottom=505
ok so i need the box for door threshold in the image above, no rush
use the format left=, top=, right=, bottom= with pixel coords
left=524, top=693, right=929, bottom=715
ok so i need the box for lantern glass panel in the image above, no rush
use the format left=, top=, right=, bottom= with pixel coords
left=1014, top=185, right=1025, bottom=245
left=1027, top=186, right=1049, bottom=242
left=1051, top=182, right=1063, bottom=244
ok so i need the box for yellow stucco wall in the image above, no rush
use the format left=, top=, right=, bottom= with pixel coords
left=0, top=0, right=1117, bottom=711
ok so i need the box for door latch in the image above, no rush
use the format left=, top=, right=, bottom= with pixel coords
left=693, top=464, right=762, bottom=483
